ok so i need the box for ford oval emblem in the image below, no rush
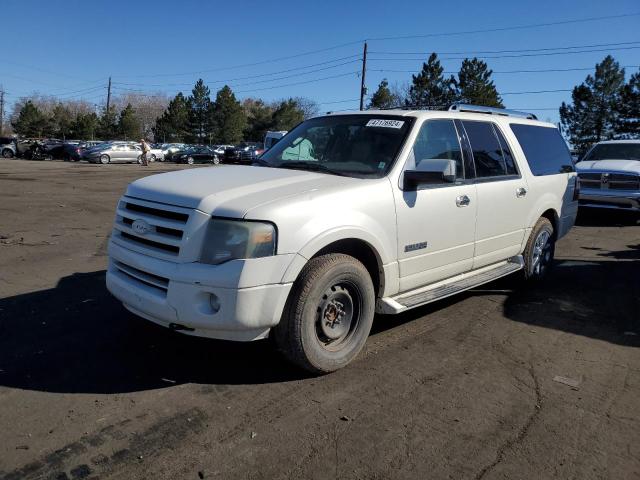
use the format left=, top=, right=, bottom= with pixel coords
left=131, top=219, right=151, bottom=235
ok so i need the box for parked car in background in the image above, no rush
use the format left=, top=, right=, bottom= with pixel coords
left=146, top=144, right=164, bottom=162
left=576, top=140, right=640, bottom=212
left=224, top=142, right=264, bottom=164
left=106, top=105, right=578, bottom=373
left=175, top=146, right=220, bottom=164
left=0, top=137, right=17, bottom=158
left=86, top=143, right=143, bottom=164
left=264, top=130, right=287, bottom=150
left=162, top=144, right=188, bottom=162
left=212, top=144, right=233, bottom=157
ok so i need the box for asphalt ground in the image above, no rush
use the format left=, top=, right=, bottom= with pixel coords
left=0, top=159, right=638, bottom=480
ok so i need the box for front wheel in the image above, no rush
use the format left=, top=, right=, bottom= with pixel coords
left=523, top=217, right=555, bottom=281
left=273, top=254, right=375, bottom=374
left=212, top=156, right=220, bottom=165
left=2, top=149, right=14, bottom=158
left=99, top=154, right=110, bottom=165
left=186, top=156, right=194, bottom=165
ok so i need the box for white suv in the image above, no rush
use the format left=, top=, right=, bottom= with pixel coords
left=106, top=105, right=578, bottom=373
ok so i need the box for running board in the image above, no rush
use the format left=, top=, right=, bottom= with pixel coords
left=377, top=256, right=524, bottom=314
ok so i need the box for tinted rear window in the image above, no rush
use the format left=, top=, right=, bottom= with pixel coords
left=510, top=124, right=574, bottom=176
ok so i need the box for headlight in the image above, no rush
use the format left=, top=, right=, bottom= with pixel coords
left=200, top=218, right=276, bottom=265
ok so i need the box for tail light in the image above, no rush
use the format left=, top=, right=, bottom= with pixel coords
left=573, top=177, right=580, bottom=201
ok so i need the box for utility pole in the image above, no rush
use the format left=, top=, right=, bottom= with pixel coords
left=359, top=42, right=368, bottom=111
left=0, top=88, right=4, bottom=136
left=106, top=77, right=112, bottom=113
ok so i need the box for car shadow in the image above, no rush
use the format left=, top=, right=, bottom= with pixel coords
left=0, top=254, right=637, bottom=395
left=576, top=208, right=639, bottom=227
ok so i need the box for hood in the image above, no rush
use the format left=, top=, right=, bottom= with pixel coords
left=576, top=159, right=640, bottom=174
left=125, top=165, right=360, bottom=218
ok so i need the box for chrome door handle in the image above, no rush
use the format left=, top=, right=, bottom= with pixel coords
left=516, top=187, right=527, bottom=198
left=456, top=195, right=471, bottom=207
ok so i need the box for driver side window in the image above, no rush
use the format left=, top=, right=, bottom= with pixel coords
left=407, top=120, right=464, bottom=180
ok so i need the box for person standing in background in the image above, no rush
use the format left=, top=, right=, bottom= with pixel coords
left=140, top=138, right=151, bottom=166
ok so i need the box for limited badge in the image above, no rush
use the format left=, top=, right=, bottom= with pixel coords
left=366, top=119, right=405, bottom=129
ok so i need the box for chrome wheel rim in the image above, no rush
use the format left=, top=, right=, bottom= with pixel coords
left=532, top=230, right=552, bottom=275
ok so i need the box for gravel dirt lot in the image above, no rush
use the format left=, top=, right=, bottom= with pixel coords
left=0, top=159, right=639, bottom=480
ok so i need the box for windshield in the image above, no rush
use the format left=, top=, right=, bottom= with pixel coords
left=583, top=143, right=640, bottom=161
left=259, top=114, right=414, bottom=178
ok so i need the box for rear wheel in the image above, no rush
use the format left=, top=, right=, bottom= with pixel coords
left=523, top=217, right=555, bottom=281
left=2, top=149, right=14, bottom=158
left=187, top=156, right=194, bottom=165
left=273, top=254, right=375, bottom=374
left=212, top=156, right=220, bottom=165
left=99, top=154, right=110, bottom=165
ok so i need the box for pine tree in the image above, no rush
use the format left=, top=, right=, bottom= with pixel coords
left=50, top=104, right=73, bottom=140
left=118, top=104, right=142, bottom=140
left=97, top=106, right=118, bottom=140
left=618, top=69, right=640, bottom=137
left=12, top=101, right=50, bottom=137
left=560, top=56, right=626, bottom=153
left=71, top=112, right=99, bottom=140
left=456, top=58, right=503, bottom=107
left=406, top=53, right=456, bottom=109
left=210, top=86, right=246, bottom=144
left=368, top=79, right=399, bottom=109
left=243, top=99, right=275, bottom=142
left=188, top=79, right=212, bottom=144
left=153, top=92, right=190, bottom=142
left=271, top=98, right=304, bottom=131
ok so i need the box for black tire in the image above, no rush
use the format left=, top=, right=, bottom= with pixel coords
left=187, top=156, right=194, bottom=165
left=523, top=217, right=555, bottom=281
left=212, top=156, right=220, bottom=165
left=99, top=154, right=110, bottom=165
left=2, top=149, right=14, bottom=159
left=273, top=253, right=375, bottom=374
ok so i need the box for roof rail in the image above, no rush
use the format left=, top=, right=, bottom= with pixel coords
left=448, top=103, right=538, bottom=120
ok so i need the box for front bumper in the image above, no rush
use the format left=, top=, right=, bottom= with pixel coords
left=579, top=188, right=640, bottom=211
left=106, top=241, right=295, bottom=341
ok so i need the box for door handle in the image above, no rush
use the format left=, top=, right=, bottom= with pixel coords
left=516, top=187, right=527, bottom=198
left=456, top=195, right=471, bottom=207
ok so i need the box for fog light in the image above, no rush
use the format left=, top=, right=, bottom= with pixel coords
left=209, top=293, right=221, bottom=314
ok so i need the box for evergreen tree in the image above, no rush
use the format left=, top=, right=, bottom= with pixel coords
left=243, top=99, right=275, bottom=142
left=271, top=98, right=304, bottom=131
left=560, top=56, right=626, bottom=153
left=97, top=106, right=118, bottom=140
left=617, top=69, right=640, bottom=137
left=153, top=92, right=190, bottom=142
left=210, top=85, right=246, bottom=144
left=188, top=79, right=212, bottom=143
left=50, top=104, right=74, bottom=139
left=456, top=58, right=503, bottom=107
left=12, top=101, right=50, bottom=137
left=406, top=53, right=456, bottom=109
left=118, top=104, right=142, bottom=139
left=368, top=79, right=399, bottom=109
left=71, top=112, right=99, bottom=140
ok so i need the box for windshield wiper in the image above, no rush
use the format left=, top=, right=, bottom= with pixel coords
left=252, top=158, right=272, bottom=167
left=276, top=161, right=346, bottom=176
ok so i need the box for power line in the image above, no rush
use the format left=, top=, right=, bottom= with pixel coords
left=370, top=65, right=640, bottom=75
left=368, top=45, right=640, bottom=62
left=367, top=40, right=640, bottom=56
left=365, top=12, right=640, bottom=41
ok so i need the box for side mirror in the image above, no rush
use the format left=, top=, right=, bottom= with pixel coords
left=403, top=159, right=457, bottom=190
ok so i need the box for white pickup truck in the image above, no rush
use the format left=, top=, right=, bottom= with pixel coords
left=106, top=105, right=578, bottom=373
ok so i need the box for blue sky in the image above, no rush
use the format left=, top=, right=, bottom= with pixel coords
left=1, top=0, right=639, bottom=123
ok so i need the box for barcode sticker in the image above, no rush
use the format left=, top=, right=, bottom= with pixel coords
left=366, top=119, right=405, bottom=129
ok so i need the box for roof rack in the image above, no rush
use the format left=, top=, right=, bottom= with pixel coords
left=448, top=103, right=538, bottom=120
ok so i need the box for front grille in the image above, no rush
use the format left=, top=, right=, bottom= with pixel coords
left=114, top=260, right=169, bottom=295
left=113, top=197, right=191, bottom=259
left=578, top=172, right=640, bottom=191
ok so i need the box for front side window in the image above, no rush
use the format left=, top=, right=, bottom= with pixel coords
left=462, top=121, right=508, bottom=178
left=407, top=119, right=464, bottom=180
left=259, top=115, right=413, bottom=178
left=510, top=123, right=574, bottom=175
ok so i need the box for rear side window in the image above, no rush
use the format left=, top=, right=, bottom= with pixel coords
left=461, top=121, right=509, bottom=178
left=510, top=124, right=574, bottom=175
left=493, top=127, right=518, bottom=175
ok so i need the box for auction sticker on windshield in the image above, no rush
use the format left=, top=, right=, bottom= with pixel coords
left=366, top=119, right=405, bottom=129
